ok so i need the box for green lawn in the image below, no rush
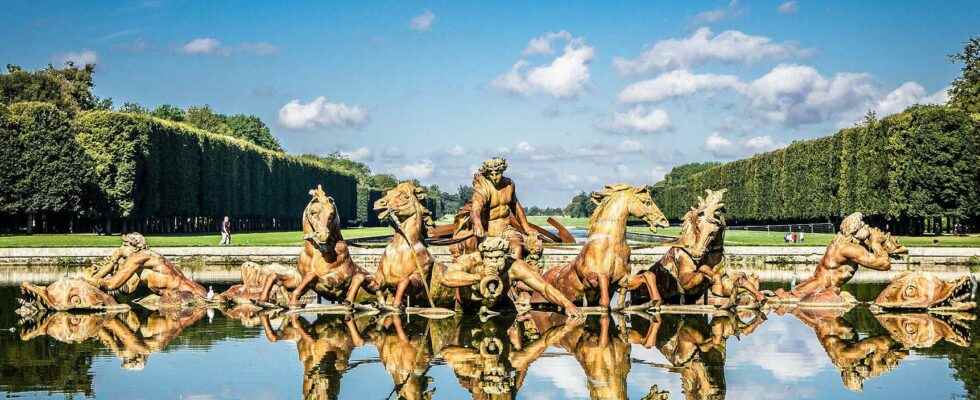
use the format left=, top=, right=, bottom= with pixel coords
left=627, top=225, right=980, bottom=247
left=0, top=227, right=392, bottom=247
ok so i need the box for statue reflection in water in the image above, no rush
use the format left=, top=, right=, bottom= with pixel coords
left=629, top=311, right=766, bottom=400
left=261, top=312, right=372, bottom=400
left=791, top=307, right=972, bottom=392
left=440, top=312, right=582, bottom=399
left=19, top=308, right=206, bottom=370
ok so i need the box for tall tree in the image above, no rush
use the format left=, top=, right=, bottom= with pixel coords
left=225, top=114, right=283, bottom=152
left=151, top=104, right=185, bottom=121
left=185, top=105, right=234, bottom=136
left=0, top=63, right=99, bottom=114
left=949, top=36, right=980, bottom=115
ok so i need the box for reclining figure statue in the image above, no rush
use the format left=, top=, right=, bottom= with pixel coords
left=773, top=212, right=908, bottom=306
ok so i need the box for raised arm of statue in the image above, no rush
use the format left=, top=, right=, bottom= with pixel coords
left=99, top=252, right=152, bottom=290
left=841, top=242, right=891, bottom=271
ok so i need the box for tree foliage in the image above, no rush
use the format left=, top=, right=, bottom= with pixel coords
left=0, top=63, right=101, bottom=114
left=651, top=105, right=979, bottom=231
left=73, top=111, right=357, bottom=225
left=564, top=192, right=596, bottom=218
left=949, top=36, right=980, bottom=115
left=0, top=102, right=92, bottom=216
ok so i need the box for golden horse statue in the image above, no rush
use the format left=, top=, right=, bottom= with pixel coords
left=371, top=181, right=445, bottom=310
left=537, top=184, right=670, bottom=310
left=286, top=185, right=374, bottom=307
left=634, top=189, right=764, bottom=306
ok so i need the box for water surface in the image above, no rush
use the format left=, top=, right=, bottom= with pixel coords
left=1, top=284, right=977, bottom=400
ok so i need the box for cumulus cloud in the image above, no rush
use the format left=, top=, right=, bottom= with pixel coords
left=182, top=38, right=223, bottom=55
left=603, top=106, right=672, bottom=134
left=409, top=10, right=436, bottom=31
left=693, top=0, right=742, bottom=24
left=493, top=33, right=594, bottom=99
left=743, top=64, right=878, bottom=126
left=523, top=31, right=573, bottom=55
left=872, top=82, right=950, bottom=117
left=277, top=97, right=368, bottom=129
left=55, top=50, right=98, bottom=66
left=618, top=69, right=744, bottom=103
left=613, top=28, right=808, bottom=75
left=704, top=132, right=785, bottom=158
left=396, top=159, right=435, bottom=179
left=778, top=1, right=799, bottom=14
left=340, top=147, right=371, bottom=161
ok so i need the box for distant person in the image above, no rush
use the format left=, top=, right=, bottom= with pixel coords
left=220, top=216, right=231, bottom=246
left=784, top=233, right=793, bottom=243
left=799, top=231, right=805, bottom=242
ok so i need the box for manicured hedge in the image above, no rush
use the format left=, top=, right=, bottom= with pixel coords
left=72, top=111, right=357, bottom=230
left=652, top=105, right=980, bottom=232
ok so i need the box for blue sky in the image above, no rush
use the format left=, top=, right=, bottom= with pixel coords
left=3, top=0, right=978, bottom=206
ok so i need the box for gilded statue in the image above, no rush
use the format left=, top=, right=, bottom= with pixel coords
left=369, top=181, right=446, bottom=311
left=467, top=157, right=538, bottom=260
left=285, top=185, right=375, bottom=308
left=872, top=271, right=976, bottom=311
left=84, top=232, right=209, bottom=308
left=96, top=308, right=206, bottom=370
left=537, top=184, right=670, bottom=310
left=438, top=237, right=580, bottom=316
left=774, top=212, right=908, bottom=305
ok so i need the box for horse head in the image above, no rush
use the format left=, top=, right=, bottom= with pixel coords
left=374, top=181, right=432, bottom=235
left=302, top=184, right=340, bottom=246
left=589, top=184, right=669, bottom=233
left=686, top=189, right=727, bottom=259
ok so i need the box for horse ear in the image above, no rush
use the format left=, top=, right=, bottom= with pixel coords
left=308, top=188, right=316, bottom=196
left=590, top=192, right=605, bottom=206
left=634, top=186, right=649, bottom=194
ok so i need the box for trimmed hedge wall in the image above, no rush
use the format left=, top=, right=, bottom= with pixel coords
left=70, top=111, right=357, bottom=231
left=652, top=105, right=980, bottom=232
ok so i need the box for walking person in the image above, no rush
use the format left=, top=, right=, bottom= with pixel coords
left=220, top=216, right=232, bottom=246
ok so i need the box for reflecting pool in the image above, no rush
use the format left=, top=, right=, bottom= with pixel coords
left=1, top=284, right=977, bottom=400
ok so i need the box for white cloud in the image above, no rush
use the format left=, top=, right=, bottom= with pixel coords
left=872, top=82, right=950, bottom=117
left=493, top=33, right=594, bottom=99
left=409, top=10, right=436, bottom=31
left=181, top=37, right=223, bottom=55
left=396, top=159, right=435, bottom=179
left=340, top=147, right=371, bottom=161
left=55, top=50, right=98, bottom=66
left=742, top=64, right=878, bottom=126
left=605, top=106, right=672, bottom=134
left=778, top=1, right=799, bottom=14
left=693, top=0, right=742, bottom=24
left=613, top=27, right=808, bottom=75
left=523, top=31, right=573, bottom=55
left=239, top=42, right=279, bottom=56
left=446, top=145, right=466, bottom=156
left=277, top=97, right=368, bottom=129
left=705, top=132, right=784, bottom=158
left=618, top=69, right=744, bottom=103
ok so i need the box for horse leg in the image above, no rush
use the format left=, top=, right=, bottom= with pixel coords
left=620, top=272, right=661, bottom=308
left=392, top=277, right=413, bottom=309
left=288, top=272, right=319, bottom=308
left=258, top=274, right=281, bottom=303
left=344, top=272, right=367, bottom=305
left=598, top=273, right=611, bottom=309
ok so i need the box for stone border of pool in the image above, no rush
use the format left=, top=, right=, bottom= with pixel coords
left=1, top=246, right=977, bottom=284
left=2, top=245, right=978, bottom=267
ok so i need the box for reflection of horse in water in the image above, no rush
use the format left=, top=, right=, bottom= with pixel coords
left=538, top=185, right=670, bottom=310
left=261, top=313, right=371, bottom=400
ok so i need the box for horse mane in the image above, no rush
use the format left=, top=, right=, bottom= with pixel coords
left=587, top=184, right=633, bottom=233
